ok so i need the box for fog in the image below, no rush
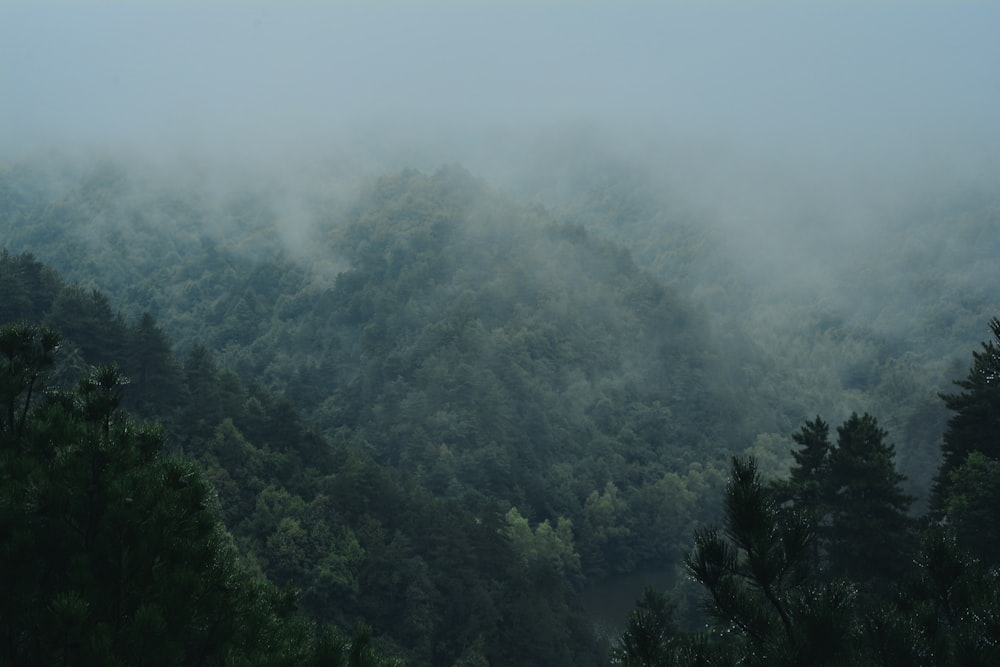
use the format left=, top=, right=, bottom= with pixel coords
left=4, top=1, right=998, bottom=165
left=3, top=1, right=999, bottom=321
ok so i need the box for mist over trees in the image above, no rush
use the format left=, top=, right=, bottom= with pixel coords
left=3, top=2, right=1000, bottom=665
left=3, top=150, right=999, bottom=664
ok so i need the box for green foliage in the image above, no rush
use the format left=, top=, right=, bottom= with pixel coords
left=825, top=413, right=914, bottom=585
left=942, top=452, right=1000, bottom=565
left=612, top=586, right=678, bottom=667
left=776, top=412, right=915, bottom=587
left=0, top=325, right=378, bottom=666
left=622, top=332, right=1000, bottom=665
left=868, top=529, right=1000, bottom=666
left=5, top=154, right=999, bottom=665
left=3, top=162, right=740, bottom=591
left=502, top=507, right=582, bottom=583
left=786, top=416, right=831, bottom=513
left=626, top=452, right=1000, bottom=666
left=684, top=457, right=814, bottom=658
left=0, top=249, right=64, bottom=323
left=0, top=321, right=61, bottom=440
left=933, top=317, right=1000, bottom=513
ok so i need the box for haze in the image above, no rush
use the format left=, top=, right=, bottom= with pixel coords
left=3, top=1, right=998, bottom=166
left=3, top=0, right=999, bottom=301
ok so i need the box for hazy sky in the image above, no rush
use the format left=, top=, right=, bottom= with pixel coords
left=2, top=1, right=999, bottom=173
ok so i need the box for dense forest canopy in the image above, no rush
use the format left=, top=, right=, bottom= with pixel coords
left=3, top=146, right=999, bottom=665
left=3, top=2, right=1000, bottom=665
left=3, top=148, right=997, bottom=501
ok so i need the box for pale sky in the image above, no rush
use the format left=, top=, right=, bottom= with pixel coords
left=2, top=1, right=999, bottom=169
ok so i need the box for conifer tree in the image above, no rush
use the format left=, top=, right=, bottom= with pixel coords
left=825, top=412, right=913, bottom=586
left=787, top=416, right=831, bottom=510
left=679, top=457, right=866, bottom=666
left=774, top=416, right=832, bottom=523
left=613, top=586, right=678, bottom=667
left=932, top=316, right=1000, bottom=515
left=684, top=457, right=814, bottom=662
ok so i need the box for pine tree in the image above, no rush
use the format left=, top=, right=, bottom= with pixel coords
left=0, top=321, right=60, bottom=441
left=932, top=316, right=1000, bottom=514
left=825, top=412, right=914, bottom=587
left=787, top=416, right=831, bottom=510
left=871, top=529, right=1000, bottom=666
left=682, top=457, right=860, bottom=666
left=613, top=586, right=678, bottom=667
left=684, top=457, right=812, bottom=661
left=774, top=416, right=832, bottom=524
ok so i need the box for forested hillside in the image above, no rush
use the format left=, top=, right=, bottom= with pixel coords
left=6, top=151, right=998, bottom=502
left=519, top=145, right=1000, bottom=501
left=3, top=152, right=999, bottom=665
left=2, top=157, right=750, bottom=562
left=1, top=321, right=403, bottom=667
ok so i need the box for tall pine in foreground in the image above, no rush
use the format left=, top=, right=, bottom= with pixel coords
left=678, top=457, right=855, bottom=666
left=620, top=454, right=999, bottom=666
left=776, top=412, right=914, bottom=586
left=772, top=415, right=831, bottom=561
left=825, top=412, right=914, bottom=586
left=612, top=586, right=679, bottom=667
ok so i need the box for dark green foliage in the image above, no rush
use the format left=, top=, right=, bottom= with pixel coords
left=1, top=252, right=606, bottom=665
left=706, top=468, right=846, bottom=665
left=932, top=317, right=1000, bottom=514
left=939, top=316, right=1000, bottom=464
left=0, top=323, right=401, bottom=666
left=868, top=529, right=1000, bottom=667
left=826, top=413, right=914, bottom=585
left=683, top=457, right=822, bottom=663
left=5, top=153, right=1000, bottom=665
left=0, top=321, right=61, bottom=440
left=629, top=451, right=1000, bottom=666
left=0, top=249, right=64, bottom=323
left=622, top=328, right=1000, bottom=663
left=124, top=311, right=184, bottom=417
left=924, top=318, right=1000, bottom=566
left=776, top=412, right=915, bottom=587
left=785, top=416, right=831, bottom=513
left=0, top=253, right=186, bottom=427
left=612, top=586, right=678, bottom=667
left=941, top=452, right=1000, bottom=565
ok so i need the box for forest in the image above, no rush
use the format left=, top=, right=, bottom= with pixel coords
left=2, top=150, right=998, bottom=665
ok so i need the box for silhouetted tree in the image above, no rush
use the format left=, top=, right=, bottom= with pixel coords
left=825, top=413, right=914, bottom=587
